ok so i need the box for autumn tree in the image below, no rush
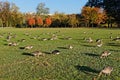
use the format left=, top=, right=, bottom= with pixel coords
left=27, top=18, right=35, bottom=27
left=44, top=17, right=52, bottom=27
left=85, top=0, right=120, bottom=27
left=67, top=14, right=79, bottom=27
left=35, top=16, right=43, bottom=27
left=51, top=12, right=69, bottom=27
left=81, top=7, right=107, bottom=27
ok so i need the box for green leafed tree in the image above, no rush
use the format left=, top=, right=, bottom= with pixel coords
left=68, top=14, right=79, bottom=27
left=36, top=3, right=49, bottom=15
left=10, top=3, right=19, bottom=13
left=0, top=1, right=10, bottom=27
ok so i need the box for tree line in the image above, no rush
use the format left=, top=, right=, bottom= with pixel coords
left=86, top=0, right=120, bottom=28
left=0, top=1, right=119, bottom=28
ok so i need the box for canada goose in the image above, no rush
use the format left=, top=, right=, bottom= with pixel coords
left=12, top=42, right=18, bottom=46
left=109, top=36, right=112, bottom=39
left=65, top=37, right=72, bottom=40
left=97, top=42, right=103, bottom=47
left=52, top=50, right=60, bottom=54
left=113, top=37, right=120, bottom=41
left=25, top=45, right=33, bottom=50
left=52, top=35, right=58, bottom=40
left=86, top=37, right=93, bottom=43
left=32, top=51, right=43, bottom=56
left=98, top=66, right=113, bottom=77
left=24, top=32, right=29, bottom=36
left=68, top=45, right=73, bottom=49
left=6, top=35, right=12, bottom=41
left=20, top=39, right=26, bottom=42
left=49, top=35, right=58, bottom=40
left=8, top=42, right=13, bottom=46
left=96, top=39, right=101, bottom=43
left=100, top=51, right=111, bottom=58
left=83, top=32, right=86, bottom=34
left=50, top=38, right=54, bottom=40
left=31, top=36, right=37, bottom=39
left=8, top=42, right=18, bottom=46
left=41, top=38, right=47, bottom=41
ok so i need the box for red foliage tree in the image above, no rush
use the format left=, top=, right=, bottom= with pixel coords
left=28, top=18, right=35, bottom=27
left=45, top=17, right=52, bottom=27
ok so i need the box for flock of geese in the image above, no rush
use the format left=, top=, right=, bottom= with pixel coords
left=84, top=32, right=119, bottom=80
left=0, top=30, right=120, bottom=80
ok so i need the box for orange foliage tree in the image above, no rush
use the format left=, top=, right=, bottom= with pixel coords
left=27, top=18, right=35, bottom=27
left=35, top=17, right=43, bottom=27
left=81, top=7, right=107, bottom=27
left=45, top=17, right=52, bottom=27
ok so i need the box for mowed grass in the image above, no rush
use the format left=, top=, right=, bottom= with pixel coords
left=0, top=28, right=120, bottom=80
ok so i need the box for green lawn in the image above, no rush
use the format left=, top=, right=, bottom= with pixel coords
left=0, top=28, right=120, bottom=80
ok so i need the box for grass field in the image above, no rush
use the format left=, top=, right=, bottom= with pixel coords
left=0, top=28, right=120, bottom=80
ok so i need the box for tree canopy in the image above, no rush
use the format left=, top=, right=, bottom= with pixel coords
left=85, top=0, right=120, bottom=27
left=36, top=3, right=49, bottom=15
left=0, top=1, right=119, bottom=28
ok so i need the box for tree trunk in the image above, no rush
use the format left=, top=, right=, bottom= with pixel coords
left=110, top=22, right=112, bottom=28
left=117, top=23, right=120, bottom=28
left=108, top=22, right=110, bottom=28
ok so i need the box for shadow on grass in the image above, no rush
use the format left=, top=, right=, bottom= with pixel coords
left=4, top=43, right=8, bottom=46
left=59, top=38, right=67, bottom=40
left=85, top=53, right=100, bottom=57
left=19, top=47, right=25, bottom=49
left=57, top=47, right=68, bottom=49
left=42, top=51, right=51, bottom=54
left=22, top=52, right=33, bottom=56
left=109, top=49, right=120, bottom=52
left=107, top=43, right=120, bottom=47
left=75, top=65, right=100, bottom=75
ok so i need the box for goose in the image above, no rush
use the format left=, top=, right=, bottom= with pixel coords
left=83, top=32, right=86, bottom=34
left=99, top=66, right=113, bottom=77
left=32, top=51, right=43, bottom=56
left=97, top=42, right=103, bottom=47
left=67, top=37, right=72, bottom=40
left=96, top=39, right=101, bottom=43
left=52, top=35, right=58, bottom=40
left=6, top=35, right=12, bottom=41
left=41, top=38, right=47, bottom=41
left=100, top=51, right=111, bottom=58
left=109, top=36, right=112, bottom=39
left=8, top=42, right=18, bottom=46
left=86, top=37, right=93, bottom=43
left=113, top=36, right=120, bottom=41
left=20, top=39, right=26, bottom=42
left=68, top=45, right=73, bottom=49
left=52, top=50, right=60, bottom=54
left=25, top=45, right=33, bottom=50
left=64, top=37, right=72, bottom=40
